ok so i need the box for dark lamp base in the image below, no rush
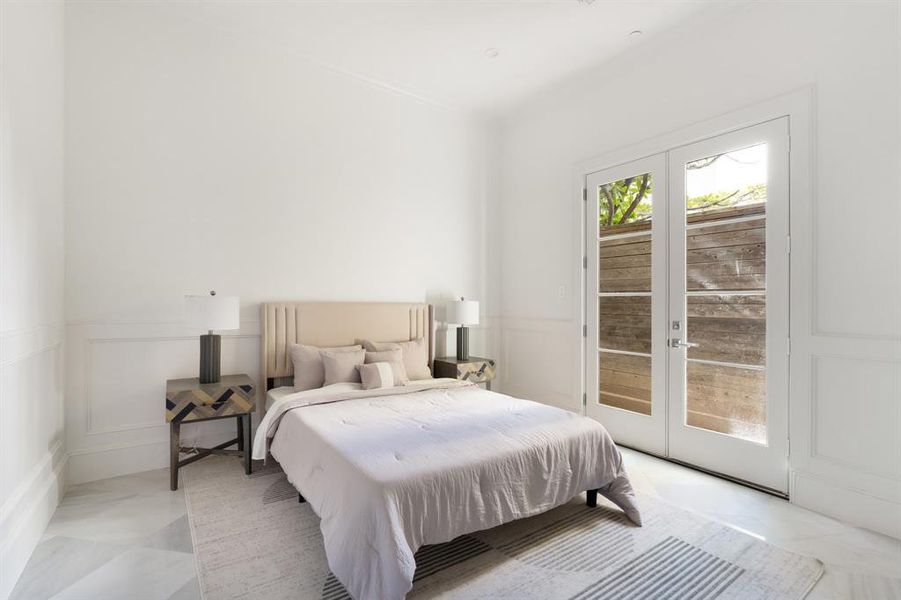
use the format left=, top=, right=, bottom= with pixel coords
left=456, top=326, right=470, bottom=361
left=199, top=334, right=221, bottom=384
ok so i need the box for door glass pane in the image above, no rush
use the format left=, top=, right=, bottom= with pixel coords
left=598, top=297, right=651, bottom=354
left=600, top=234, right=651, bottom=292
left=687, top=295, right=765, bottom=366
left=687, top=362, right=766, bottom=444
left=599, top=351, right=651, bottom=416
left=683, top=144, right=767, bottom=442
left=596, top=172, right=654, bottom=415
left=686, top=143, right=766, bottom=219
left=599, top=173, right=652, bottom=236
left=687, top=221, right=765, bottom=291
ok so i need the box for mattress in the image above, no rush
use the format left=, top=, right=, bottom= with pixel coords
left=253, top=380, right=640, bottom=600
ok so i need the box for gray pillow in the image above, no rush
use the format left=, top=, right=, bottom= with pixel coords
left=322, top=348, right=365, bottom=386
left=356, top=362, right=396, bottom=390
left=360, top=337, right=431, bottom=380
left=289, top=343, right=361, bottom=391
left=364, top=348, right=409, bottom=385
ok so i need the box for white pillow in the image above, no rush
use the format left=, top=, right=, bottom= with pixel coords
left=356, top=362, right=395, bottom=390
left=364, top=348, right=409, bottom=385
left=289, top=343, right=361, bottom=391
left=322, top=348, right=365, bottom=386
left=360, top=338, right=431, bottom=380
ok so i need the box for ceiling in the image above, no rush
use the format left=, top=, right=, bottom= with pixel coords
left=177, top=1, right=720, bottom=117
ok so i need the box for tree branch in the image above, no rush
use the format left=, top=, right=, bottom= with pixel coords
left=617, top=174, right=650, bottom=224
left=602, top=187, right=615, bottom=226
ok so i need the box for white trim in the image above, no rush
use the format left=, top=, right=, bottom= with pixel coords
left=792, top=471, right=901, bottom=540
left=685, top=214, right=765, bottom=230
left=0, top=444, right=68, bottom=599
left=597, top=229, right=652, bottom=242
left=574, top=88, right=812, bottom=492
left=685, top=290, right=767, bottom=296
left=687, top=357, right=766, bottom=372
left=585, top=153, right=668, bottom=455
left=598, top=347, right=651, bottom=358
left=597, top=292, right=652, bottom=297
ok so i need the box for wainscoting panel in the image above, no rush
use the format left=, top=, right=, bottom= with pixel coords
left=66, top=321, right=261, bottom=485
left=811, top=355, right=901, bottom=482
left=66, top=318, right=494, bottom=485
left=0, top=324, right=67, bottom=599
left=498, top=317, right=578, bottom=412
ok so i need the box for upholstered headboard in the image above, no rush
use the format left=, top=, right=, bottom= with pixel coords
left=259, top=301, right=434, bottom=402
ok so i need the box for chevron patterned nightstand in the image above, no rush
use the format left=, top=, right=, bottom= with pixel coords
left=165, top=374, right=255, bottom=490
left=433, top=356, right=496, bottom=390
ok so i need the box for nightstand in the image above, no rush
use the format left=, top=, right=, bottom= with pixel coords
left=165, top=374, right=255, bottom=490
left=433, top=356, right=496, bottom=389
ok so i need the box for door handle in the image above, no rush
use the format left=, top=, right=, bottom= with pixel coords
left=670, top=339, right=699, bottom=349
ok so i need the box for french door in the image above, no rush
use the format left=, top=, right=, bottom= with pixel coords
left=585, top=118, right=790, bottom=494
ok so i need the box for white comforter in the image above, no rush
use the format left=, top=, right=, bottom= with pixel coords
left=253, top=379, right=641, bottom=600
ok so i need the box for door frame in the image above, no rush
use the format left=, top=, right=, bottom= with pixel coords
left=666, top=118, right=790, bottom=493
left=572, top=88, right=813, bottom=497
left=585, top=154, right=669, bottom=456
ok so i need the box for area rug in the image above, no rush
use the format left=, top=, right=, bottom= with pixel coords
left=182, top=456, right=823, bottom=599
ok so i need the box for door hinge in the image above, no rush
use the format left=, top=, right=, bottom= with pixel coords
left=583, top=255, right=588, bottom=269
left=582, top=324, right=588, bottom=338
left=582, top=187, right=587, bottom=202
left=786, top=235, right=791, bottom=255
left=786, top=338, right=791, bottom=356
left=582, top=392, right=587, bottom=407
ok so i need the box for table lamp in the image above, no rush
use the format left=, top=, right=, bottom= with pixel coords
left=185, top=291, right=239, bottom=384
left=446, top=298, right=479, bottom=361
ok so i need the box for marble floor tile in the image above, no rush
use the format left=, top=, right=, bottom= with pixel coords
left=167, top=576, right=201, bottom=600
left=11, top=450, right=901, bottom=599
left=43, top=486, right=187, bottom=547
left=141, top=515, right=195, bottom=554
left=9, top=536, right=126, bottom=600
left=47, top=547, right=198, bottom=600
left=807, top=566, right=901, bottom=600
left=620, top=448, right=901, bottom=585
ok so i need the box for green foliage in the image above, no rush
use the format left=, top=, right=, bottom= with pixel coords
left=598, top=174, right=652, bottom=227
left=687, top=183, right=766, bottom=213
left=598, top=173, right=766, bottom=230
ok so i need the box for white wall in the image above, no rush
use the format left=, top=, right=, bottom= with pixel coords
left=64, top=2, right=499, bottom=484
left=497, top=1, right=900, bottom=537
left=0, top=0, right=67, bottom=596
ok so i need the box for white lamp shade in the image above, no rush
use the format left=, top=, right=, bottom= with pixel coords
left=446, top=299, right=479, bottom=326
left=185, top=295, right=240, bottom=331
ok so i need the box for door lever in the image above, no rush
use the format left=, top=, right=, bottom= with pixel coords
left=670, top=339, right=699, bottom=349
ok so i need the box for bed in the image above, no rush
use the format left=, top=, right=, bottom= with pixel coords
left=252, top=302, right=641, bottom=600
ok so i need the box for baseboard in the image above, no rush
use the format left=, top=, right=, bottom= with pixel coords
left=792, top=470, right=901, bottom=539
left=0, top=444, right=68, bottom=599
left=67, top=425, right=249, bottom=485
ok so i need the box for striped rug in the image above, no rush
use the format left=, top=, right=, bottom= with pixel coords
left=182, top=457, right=823, bottom=599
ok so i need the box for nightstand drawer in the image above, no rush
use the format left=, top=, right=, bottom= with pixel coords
left=166, top=374, right=255, bottom=423
left=434, top=357, right=496, bottom=384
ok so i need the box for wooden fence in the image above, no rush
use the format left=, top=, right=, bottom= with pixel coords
left=597, top=204, right=767, bottom=443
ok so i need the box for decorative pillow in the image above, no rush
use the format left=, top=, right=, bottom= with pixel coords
left=356, top=362, right=396, bottom=390
left=290, top=343, right=362, bottom=391
left=360, top=338, right=431, bottom=380
left=364, top=349, right=409, bottom=385
left=322, top=348, right=365, bottom=386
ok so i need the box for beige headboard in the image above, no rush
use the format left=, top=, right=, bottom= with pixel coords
left=259, top=301, right=434, bottom=400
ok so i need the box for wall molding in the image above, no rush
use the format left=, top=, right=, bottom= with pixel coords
left=792, top=470, right=901, bottom=540
left=808, top=354, right=901, bottom=482
left=65, top=316, right=496, bottom=485
left=0, top=323, right=64, bottom=368
left=81, top=333, right=260, bottom=436
left=0, top=442, right=67, bottom=599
